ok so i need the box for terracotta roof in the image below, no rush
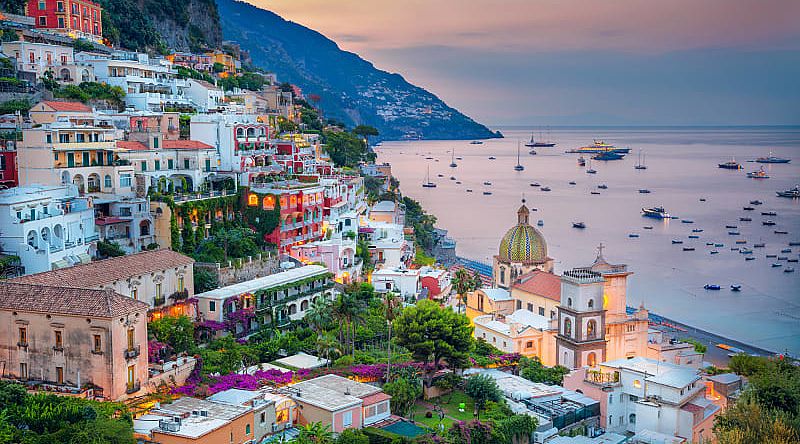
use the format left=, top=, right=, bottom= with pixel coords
left=11, top=249, right=194, bottom=288
left=162, top=140, right=214, bottom=150
left=511, top=270, right=561, bottom=302
left=0, top=283, right=148, bottom=318
left=40, top=101, right=92, bottom=112
left=116, top=140, right=148, bottom=150
left=95, top=216, right=129, bottom=225
left=192, top=79, right=221, bottom=90
left=360, top=392, right=391, bottom=405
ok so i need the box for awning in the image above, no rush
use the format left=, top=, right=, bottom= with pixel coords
left=51, top=259, right=69, bottom=270
left=78, top=253, right=92, bottom=264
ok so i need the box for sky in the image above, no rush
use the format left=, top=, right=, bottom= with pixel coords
left=247, top=0, right=800, bottom=126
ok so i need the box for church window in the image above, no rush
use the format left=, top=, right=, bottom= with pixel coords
left=567, top=298, right=572, bottom=307
left=587, top=352, right=597, bottom=367
left=526, top=341, right=533, bottom=349
left=588, top=299, right=594, bottom=309
left=587, top=320, right=597, bottom=339
left=564, top=318, right=572, bottom=336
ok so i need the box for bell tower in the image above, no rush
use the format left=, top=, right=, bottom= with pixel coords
left=556, top=268, right=607, bottom=369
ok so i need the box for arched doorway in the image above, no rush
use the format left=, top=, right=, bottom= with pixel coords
left=72, top=174, right=85, bottom=194
left=59, top=68, right=70, bottom=81
left=87, top=173, right=100, bottom=192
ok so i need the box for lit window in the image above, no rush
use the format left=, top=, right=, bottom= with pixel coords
left=18, top=327, right=27, bottom=345
left=633, top=379, right=642, bottom=389
left=55, top=330, right=63, bottom=348
left=94, top=334, right=102, bottom=353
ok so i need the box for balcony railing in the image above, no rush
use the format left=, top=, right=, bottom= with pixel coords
left=153, top=296, right=166, bottom=306
left=585, top=371, right=621, bottom=387
left=126, top=381, right=141, bottom=394
left=124, top=345, right=140, bottom=360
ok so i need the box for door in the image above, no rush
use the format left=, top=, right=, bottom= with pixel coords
left=67, top=152, right=74, bottom=167
left=81, top=152, right=89, bottom=166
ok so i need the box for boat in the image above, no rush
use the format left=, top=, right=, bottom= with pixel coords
left=763, top=220, right=776, bottom=226
left=718, top=159, right=743, bottom=170
left=681, top=219, right=694, bottom=224
left=488, top=156, right=496, bottom=160
left=750, top=200, right=763, bottom=205
left=586, top=158, right=597, bottom=174
left=731, top=247, right=740, bottom=251
left=740, top=248, right=753, bottom=254
left=725, top=225, right=737, bottom=229
left=704, top=284, right=720, bottom=290
left=514, top=141, right=525, bottom=171
left=537, top=220, right=544, bottom=226
left=710, top=250, right=719, bottom=255
left=598, top=184, right=608, bottom=189
left=569, top=140, right=631, bottom=154
left=766, top=254, right=777, bottom=258
left=778, top=256, right=789, bottom=261
left=642, top=206, right=671, bottom=219
left=699, top=198, right=707, bottom=202
left=776, top=186, right=800, bottom=198
left=771, top=263, right=782, bottom=268
left=731, top=284, right=742, bottom=291
left=788, top=258, right=799, bottom=263
left=456, top=157, right=463, bottom=160
left=715, top=243, right=724, bottom=247
left=634, top=150, right=647, bottom=170
left=525, top=129, right=557, bottom=147
left=745, top=256, right=756, bottom=261
left=790, top=242, right=800, bottom=246
left=781, top=248, right=792, bottom=253
left=572, top=222, right=586, bottom=229
left=775, top=230, right=789, bottom=234
left=746, top=167, right=769, bottom=179
left=470, top=140, right=483, bottom=145
left=672, top=239, right=684, bottom=244
left=785, top=267, right=795, bottom=273
left=755, top=152, right=790, bottom=163
left=578, top=156, right=586, bottom=167
left=753, top=243, right=766, bottom=248
left=483, top=191, right=493, bottom=195
left=449, top=149, right=458, bottom=168
left=761, top=211, right=777, bottom=216
left=456, top=181, right=462, bottom=184
left=528, top=149, right=537, bottom=155
left=740, top=217, right=752, bottom=222
left=422, top=166, right=437, bottom=188
left=639, top=189, right=651, bottom=194
left=683, top=247, right=695, bottom=252
left=590, top=191, right=601, bottom=195
left=450, top=176, right=456, bottom=180
left=569, top=181, right=577, bottom=185
left=628, top=233, right=640, bottom=238
left=692, top=228, right=704, bottom=233
left=706, top=242, right=715, bottom=246
left=541, top=187, right=552, bottom=192
left=728, top=231, right=741, bottom=235
left=483, top=181, right=492, bottom=186
left=743, top=206, right=755, bottom=211
left=425, top=156, right=434, bottom=160
left=466, top=189, right=473, bottom=193
left=593, top=151, right=626, bottom=161
left=736, top=240, right=747, bottom=244
left=530, top=182, right=540, bottom=187
left=688, top=235, right=700, bottom=239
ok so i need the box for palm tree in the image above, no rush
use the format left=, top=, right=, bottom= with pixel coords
left=305, top=297, right=332, bottom=333
left=331, top=292, right=365, bottom=355
left=452, top=268, right=481, bottom=313
left=297, top=422, right=334, bottom=443
left=315, top=332, right=341, bottom=367
left=382, top=291, right=403, bottom=380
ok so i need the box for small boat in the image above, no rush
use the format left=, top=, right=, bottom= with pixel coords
left=683, top=247, right=695, bottom=251
left=790, top=242, right=800, bottom=246
left=710, top=250, right=719, bottom=255
left=456, top=181, right=462, bottom=184
left=788, top=258, right=799, bottom=263
left=731, top=247, right=740, bottom=251
left=672, top=239, right=684, bottom=244
left=726, top=225, right=738, bottom=229
left=740, top=217, right=752, bottom=222
left=715, top=243, right=724, bottom=247
left=593, top=151, right=626, bottom=161
left=731, top=284, right=742, bottom=291
left=470, top=140, right=483, bottom=145
left=728, top=231, right=741, bottom=235
left=753, top=243, right=766, bottom=248
left=706, top=242, right=715, bottom=246
left=743, top=206, right=755, bottom=211
left=750, top=200, right=763, bottom=205
left=578, top=156, right=586, bottom=167
left=643, top=206, right=671, bottom=219
left=746, top=167, right=769, bottom=179
left=775, top=230, right=789, bottom=234
left=763, top=220, right=776, bottom=226
left=718, top=159, right=743, bottom=170
left=689, top=235, right=700, bottom=239
left=586, top=168, right=597, bottom=174
left=785, top=267, right=795, bottom=273
left=569, top=181, right=577, bottom=185
left=450, top=176, right=456, bottom=180
left=704, top=284, right=721, bottom=290
left=740, top=248, right=753, bottom=254
left=745, top=256, right=756, bottom=261
left=528, top=149, right=537, bottom=155
left=766, top=254, right=777, bottom=258
left=778, top=256, right=789, bottom=261
left=598, top=184, right=608, bottom=189
left=488, top=156, right=496, bottom=160
left=456, top=157, right=462, bottom=160
left=736, top=240, right=747, bottom=244
left=755, top=152, right=790, bottom=163
left=450, top=149, right=458, bottom=168
left=639, top=189, right=651, bottom=194
left=590, top=191, right=601, bottom=195
left=692, top=228, right=704, bottom=233
left=483, top=191, right=493, bottom=195
left=643, top=226, right=653, bottom=230
left=761, top=211, right=777, bottom=216
left=635, top=150, right=647, bottom=170
left=425, top=156, right=434, bottom=160
left=466, top=189, right=473, bottom=193
left=771, top=263, right=782, bottom=268
left=530, top=182, right=540, bottom=187
left=681, top=219, right=694, bottom=224
left=483, top=181, right=492, bottom=186
left=422, top=166, right=437, bottom=188
left=514, top=142, right=525, bottom=171
left=572, top=222, right=586, bottom=229
left=541, top=186, right=552, bottom=192
left=628, top=233, right=640, bottom=238
left=537, top=220, right=544, bottom=226
left=781, top=248, right=792, bottom=253
left=776, top=186, right=800, bottom=198
left=699, top=198, right=707, bottom=202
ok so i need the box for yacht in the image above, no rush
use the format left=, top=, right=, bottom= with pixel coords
left=692, top=228, right=704, bottom=233
left=740, top=217, right=752, bottom=222
left=718, top=159, right=743, bottom=170
left=488, top=156, right=496, bottom=160
left=681, top=219, right=694, bottom=224
left=755, top=152, right=790, bottom=163
left=634, top=150, right=647, bottom=170
left=597, top=184, right=608, bottom=189
left=483, top=191, right=493, bottom=196
left=514, top=141, right=525, bottom=171
left=643, top=226, right=654, bottom=230
left=639, top=189, right=651, bottom=194
left=642, top=206, right=671, bottom=219
left=449, top=149, right=457, bottom=168
left=629, top=233, right=640, bottom=238
left=422, top=166, right=437, bottom=188
left=704, top=284, right=721, bottom=290
left=569, top=140, right=631, bottom=154
left=541, top=186, right=552, bottom=192
left=761, top=211, right=777, bottom=216
left=672, top=239, right=684, bottom=244
left=785, top=267, right=795, bottom=273
left=750, top=200, right=763, bottom=205
left=530, top=182, right=541, bottom=187
left=747, top=167, right=769, bottom=179
left=572, top=222, right=586, bottom=229
left=569, top=181, right=577, bottom=185
left=683, top=247, right=696, bottom=251
left=593, top=151, right=626, bottom=161
left=763, top=220, right=776, bottom=226
left=743, top=206, right=755, bottom=211
left=776, top=186, right=800, bottom=198
left=525, top=129, right=556, bottom=148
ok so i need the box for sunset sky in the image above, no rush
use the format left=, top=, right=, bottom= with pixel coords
left=248, top=0, right=800, bottom=126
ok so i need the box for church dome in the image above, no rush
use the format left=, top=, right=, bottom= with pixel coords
left=498, top=203, right=548, bottom=264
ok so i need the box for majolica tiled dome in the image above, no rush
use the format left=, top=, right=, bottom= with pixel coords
left=498, top=204, right=547, bottom=264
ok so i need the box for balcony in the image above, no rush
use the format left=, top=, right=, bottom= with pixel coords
left=126, top=380, right=141, bottom=394
left=84, top=234, right=99, bottom=242
left=153, top=296, right=166, bottom=306
left=124, top=345, right=140, bottom=360
left=584, top=371, right=621, bottom=388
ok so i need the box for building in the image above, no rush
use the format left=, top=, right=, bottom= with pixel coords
left=1, top=41, right=92, bottom=83
left=419, top=266, right=451, bottom=299
left=646, top=329, right=704, bottom=369
left=0, top=144, right=18, bottom=189
left=493, top=202, right=553, bottom=289
left=190, top=113, right=271, bottom=173
left=291, top=234, right=362, bottom=284
left=205, top=49, right=239, bottom=74
left=245, top=182, right=326, bottom=254
left=360, top=220, right=413, bottom=269
left=167, top=52, right=213, bottom=72
left=511, top=270, right=561, bottom=320
left=466, top=287, right=513, bottom=320
left=185, top=79, right=224, bottom=112
left=207, top=389, right=297, bottom=441
left=473, top=309, right=556, bottom=362
left=25, top=0, right=103, bottom=43
left=0, top=282, right=149, bottom=400
left=28, top=99, right=94, bottom=124
left=371, top=266, right=421, bottom=300
left=195, top=264, right=333, bottom=334
left=287, top=374, right=391, bottom=432
left=563, top=357, right=720, bottom=443
left=135, top=396, right=256, bottom=444
left=369, top=200, right=402, bottom=225
left=11, top=249, right=195, bottom=319
left=116, top=139, right=219, bottom=195
left=94, top=196, right=156, bottom=253
left=0, top=184, right=96, bottom=274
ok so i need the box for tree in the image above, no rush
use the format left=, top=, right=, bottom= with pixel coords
left=148, top=315, right=195, bottom=354
left=97, top=240, right=126, bottom=258
left=518, top=356, right=570, bottom=386
left=383, top=375, right=423, bottom=418
left=352, top=124, right=379, bottom=146
left=714, top=399, right=799, bottom=444
left=382, top=291, right=403, bottom=380
left=335, top=429, right=369, bottom=444
left=306, top=297, right=332, bottom=333
left=465, top=374, right=502, bottom=419
left=496, top=414, right=538, bottom=444
left=393, top=300, right=473, bottom=386
left=194, top=267, right=218, bottom=293
left=315, top=332, right=341, bottom=366
left=296, top=422, right=334, bottom=444
left=452, top=268, right=480, bottom=313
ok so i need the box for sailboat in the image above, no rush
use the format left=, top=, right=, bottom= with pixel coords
left=514, top=141, right=525, bottom=171
left=449, top=148, right=457, bottom=168
left=525, top=128, right=556, bottom=147
left=586, top=158, right=597, bottom=174
left=422, top=166, right=437, bottom=188
left=635, top=150, right=647, bottom=170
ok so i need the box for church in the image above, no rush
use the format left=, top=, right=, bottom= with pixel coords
left=466, top=201, right=650, bottom=369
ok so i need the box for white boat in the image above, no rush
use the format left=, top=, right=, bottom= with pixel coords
left=422, top=166, right=436, bottom=188
left=635, top=150, right=647, bottom=170
left=514, top=141, right=524, bottom=171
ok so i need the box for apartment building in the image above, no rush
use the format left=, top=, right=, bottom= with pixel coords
left=25, top=0, right=103, bottom=43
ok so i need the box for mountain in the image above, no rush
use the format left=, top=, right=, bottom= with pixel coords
left=216, top=0, right=499, bottom=140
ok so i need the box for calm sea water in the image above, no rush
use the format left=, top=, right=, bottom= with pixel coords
left=376, top=127, right=800, bottom=355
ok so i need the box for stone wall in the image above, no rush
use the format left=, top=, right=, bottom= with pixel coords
left=195, top=253, right=280, bottom=287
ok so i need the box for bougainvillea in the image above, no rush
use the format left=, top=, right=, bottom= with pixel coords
left=469, top=353, right=521, bottom=368
left=148, top=340, right=171, bottom=363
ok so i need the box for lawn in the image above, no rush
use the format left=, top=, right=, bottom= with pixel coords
left=410, top=390, right=476, bottom=430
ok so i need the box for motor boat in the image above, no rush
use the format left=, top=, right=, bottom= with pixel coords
left=731, top=284, right=742, bottom=291
left=639, top=189, right=651, bottom=194
left=572, top=222, right=586, bottom=229
left=597, top=184, right=608, bottom=189
left=763, top=220, right=776, bottom=226
left=672, top=239, right=684, bottom=244
left=642, top=206, right=670, bottom=219
left=776, top=185, right=800, bottom=198
left=747, top=167, right=769, bottom=179
left=704, top=284, right=721, bottom=290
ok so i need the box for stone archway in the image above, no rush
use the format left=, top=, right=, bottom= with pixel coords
left=72, top=174, right=85, bottom=194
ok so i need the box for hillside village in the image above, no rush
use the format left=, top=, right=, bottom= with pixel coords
left=0, top=2, right=795, bottom=444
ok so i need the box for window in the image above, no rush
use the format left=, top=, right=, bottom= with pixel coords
left=587, top=320, right=597, bottom=339
left=168, top=159, right=174, bottom=169
left=260, top=412, right=266, bottom=424
left=154, top=160, right=160, bottom=171
left=587, top=351, right=597, bottom=367
left=525, top=341, right=533, bottom=349
left=588, top=299, right=594, bottom=309
left=38, top=1, right=45, bottom=9
left=104, top=174, right=112, bottom=188
left=56, top=1, right=63, bottom=11
left=38, top=16, right=46, bottom=26
left=539, top=307, right=545, bottom=316
left=184, top=158, right=190, bottom=169
left=209, top=301, right=216, bottom=312
left=342, top=411, right=353, bottom=428
left=19, top=363, right=28, bottom=379
left=58, top=17, right=64, bottom=27
left=93, top=334, right=102, bottom=353
left=156, top=283, right=162, bottom=298
left=140, top=161, right=147, bottom=171
left=245, top=424, right=251, bottom=435
left=516, top=300, right=522, bottom=310
left=567, top=297, right=572, bottom=307
left=178, top=276, right=184, bottom=291
left=56, top=366, right=64, bottom=384
left=131, top=288, right=138, bottom=300
left=526, top=303, right=533, bottom=312
left=564, top=318, right=572, bottom=337
left=55, top=330, right=63, bottom=348
left=127, top=365, right=135, bottom=385
left=47, top=133, right=53, bottom=144
left=633, top=379, right=642, bottom=389
left=153, top=137, right=159, bottom=149
left=18, top=327, right=27, bottom=345
left=609, top=394, right=613, bottom=404
left=120, top=174, right=132, bottom=187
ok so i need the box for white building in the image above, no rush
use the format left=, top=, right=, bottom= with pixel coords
left=1, top=41, right=92, bottom=84
left=190, top=113, right=272, bottom=173
left=371, top=266, right=420, bottom=300
left=360, top=220, right=413, bottom=269
left=0, top=185, right=96, bottom=275
left=185, top=79, right=225, bottom=112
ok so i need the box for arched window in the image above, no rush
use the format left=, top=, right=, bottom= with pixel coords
left=588, top=299, right=594, bottom=309
left=236, top=128, right=244, bottom=137
left=104, top=174, right=112, bottom=188
left=587, top=352, right=597, bottom=367
left=629, top=414, right=636, bottom=425
left=500, top=267, right=506, bottom=285
left=300, top=300, right=309, bottom=311
left=564, top=318, right=572, bottom=336
left=587, top=320, right=597, bottom=339
left=288, top=304, right=297, bottom=315
left=567, top=297, right=572, bottom=307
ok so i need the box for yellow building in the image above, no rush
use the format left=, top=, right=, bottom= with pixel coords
left=205, top=50, right=239, bottom=73
left=493, top=202, right=553, bottom=289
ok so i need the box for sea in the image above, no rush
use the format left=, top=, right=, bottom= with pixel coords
left=375, top=126, right=800, bottom=355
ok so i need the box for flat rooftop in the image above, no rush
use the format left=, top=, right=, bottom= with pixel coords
left=195, top=265, right=328, bottom=301
left=288, top=374, right=382, bottom=411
